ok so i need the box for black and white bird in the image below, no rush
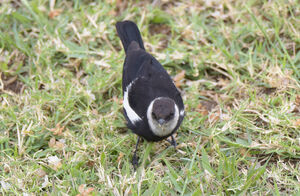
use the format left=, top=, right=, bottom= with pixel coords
left=116, top=20, right=185, bottom=168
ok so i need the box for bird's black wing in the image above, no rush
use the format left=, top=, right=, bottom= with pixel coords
left=128, top=54, right=184, bottom=120
left=122, top=47, right=148, bottom=91
left=122, top=45, right=169, bottom=90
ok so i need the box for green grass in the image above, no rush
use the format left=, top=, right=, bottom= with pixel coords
left=0, top=0, right=300, bottom=195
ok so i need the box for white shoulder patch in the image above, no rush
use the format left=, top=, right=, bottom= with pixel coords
left=123, top=80, right=142, bottom=124
left=180, top=109, right=185, bottom=116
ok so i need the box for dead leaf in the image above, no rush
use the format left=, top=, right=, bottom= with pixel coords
left=86, top=160, right=95, bottom=167
left=177, top=149, right=186, bottom=155
left=295, top=95, right=300, bottom=106
left=77, top=184, right=95, bottom=196
left=48, top=156, right=62, bottom=171
left=108, top=9, right=117, bottom=16
left=196, top=100, right=218, bottom=116
left=48, top=137, right=56, bottom=148
left=117, top=152, right=124, bottom=162
left=55, top=141, right=65, bottom=149
left=4, top=164, right=10, bottom=173
left=92, top=109, right=98, bottom=115
left=196, top=103, right=209, bottom=116
left=293, top=119, right=300, bottom=126
left=36, top=168, right=47, bottom=178
left=114, top=0, right=127, bottom=16
left=113, top=96, right=123, bottom=105
left=49, top=137, right=65, bottom=150
left=177, top=142, right=187, bottom=149
left=208, top=110, right=220, bottom=124
left=49, top=124, right=64, bottom=136
left=265, top=66, right=296, bottom=89
left=78, top=184, right=85, bottom=194
left=76, top=70, right=85, bottom=79
left=49, top=9, right=62, bottom=19
left=182, top=28, right=194, bottom=40
left=239, top=148, right=250, bottom=157
left=174, top=70, right=185, bottom=87
left=216, top=78, right=230, bottom=88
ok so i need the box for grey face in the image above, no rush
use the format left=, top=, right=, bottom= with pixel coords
left=147, top=97, right=179, bottom=137
left=151, top=98, right=175, bottom=125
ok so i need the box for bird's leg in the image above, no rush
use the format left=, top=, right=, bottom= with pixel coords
left=167, top=135, right=177, bottom=148
left=132, top=136, right=140, bottom=170
left=171, top=135, right=177, bottom=148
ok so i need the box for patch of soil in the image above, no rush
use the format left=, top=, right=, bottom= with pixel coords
left=260, top=87, right=277, bottom=95
left=292, top=95, right=300, bottom=114
left=200, top=100, right=218, bottom=112
left=149, top=23, right=171, bottom=50
left=1, top=74, right=25, bottom=94
left=149, top=23, right=171, bottom=36
left=111, top=0, right=128, bottom=16
left=254, top=116, right=269, bottom=129
left=196, top=100, right=218, bottom=116
left=161, top=1, right=176, bottom=10
left=7, top=0, right=21, bottom=8
left=0, top=50, right=27, bottom=94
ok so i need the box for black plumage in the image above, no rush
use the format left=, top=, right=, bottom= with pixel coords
left=116, top=20, right=185, bottom=168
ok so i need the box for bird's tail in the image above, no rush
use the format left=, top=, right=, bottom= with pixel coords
left=116, top=20, right=145, bottom=53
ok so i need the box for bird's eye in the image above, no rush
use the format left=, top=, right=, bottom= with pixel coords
left=166, top=113, right=174, bottom=120
left=152, top=112, right=157, bottom=119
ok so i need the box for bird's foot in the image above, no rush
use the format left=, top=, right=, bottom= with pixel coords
left=132, top=154, right=139, bottom=171
left=168, top=135, right=177, bottom=148
left=166, top=135, right=177, bottom=151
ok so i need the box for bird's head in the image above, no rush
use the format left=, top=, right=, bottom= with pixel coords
left=147, top=97, right=179, bottom=136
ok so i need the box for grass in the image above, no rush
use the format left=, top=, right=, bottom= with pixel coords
left=0, top=0, right=299, bottom=195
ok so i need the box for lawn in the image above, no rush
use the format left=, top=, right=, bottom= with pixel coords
left=0, top=0, right=299, bottom=195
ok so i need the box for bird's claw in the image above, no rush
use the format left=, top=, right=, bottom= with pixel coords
left=167, top=135, right=177, bottom=149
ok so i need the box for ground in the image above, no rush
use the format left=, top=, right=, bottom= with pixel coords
left=0, top=0, right=299, bottom=195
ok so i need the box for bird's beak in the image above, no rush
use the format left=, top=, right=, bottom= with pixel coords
left=158, top=119, right=165, bottom=125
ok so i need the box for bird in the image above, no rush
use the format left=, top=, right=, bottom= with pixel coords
left=115, top=20, right=185, bottom=169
